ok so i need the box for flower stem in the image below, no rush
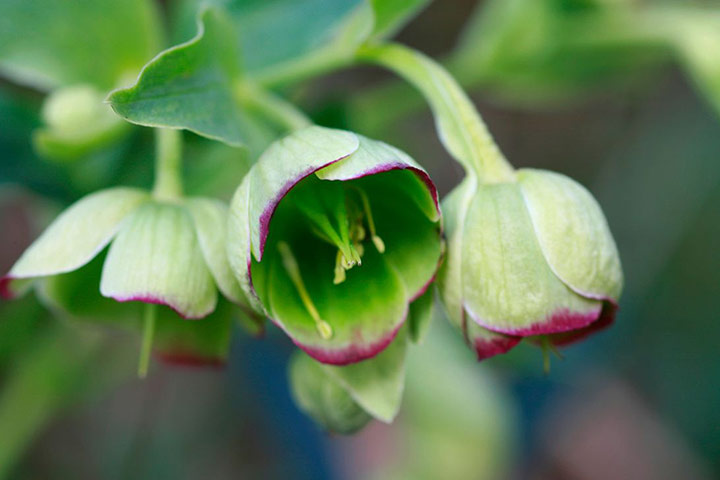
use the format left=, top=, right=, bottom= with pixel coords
left=235, top=81, right=312, bottom=132
left=138, top=303, right=157, bottom=378
left=153, top=128, right=183, bottom=201
left=357, top=43, right=515, bottom=183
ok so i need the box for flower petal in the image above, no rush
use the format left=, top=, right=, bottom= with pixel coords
left=247, top=126, right=359, bottom=260
left=184, top=197, right=245, bottom=304
left=2, top=187, right=149, bottom=296
left=320, top=327, right=408, bottom=423
left=461, top=182, right=603, bottom=336
left=547, top=301, right=617, bottom=347
left=437, top=177, right=476, bottom=330
left=518, top=169, right=623, bottom=302
left=341, top=170, right=442, bottom=300
left=263, top=242, right=408, bottom=365
left=289, top=351, right=371, bottom=434
left=315, top=134, right=440, bottom=221
left=463, top=312, right=520, bottom=361
left=100, top=202, right=216, bottom=319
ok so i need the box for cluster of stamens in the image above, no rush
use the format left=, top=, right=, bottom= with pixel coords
left=277, top=186, right=386, bottom=340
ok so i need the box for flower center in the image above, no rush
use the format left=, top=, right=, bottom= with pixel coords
left=294, top=183, right=385, bottom=285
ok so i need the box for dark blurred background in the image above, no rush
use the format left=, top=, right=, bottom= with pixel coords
left=1, top=0, right=719, bottom=479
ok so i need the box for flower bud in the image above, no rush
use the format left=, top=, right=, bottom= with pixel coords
left=438, top=169, right=623, bottom=360
left=34, top=84, right=127, bottom=161
left=289, top=351, right=372, bottom=434
left=227, top=126, right=442, bottom=365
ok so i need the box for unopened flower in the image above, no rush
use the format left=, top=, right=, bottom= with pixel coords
left=438, top=169, right=623, bottom=361
left=227, top=126, right=442, bottom=365
left=1, top=189, right=246, bottom=320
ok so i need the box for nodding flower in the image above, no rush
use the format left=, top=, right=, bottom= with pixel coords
left=438, top=169, right=623, bottom=366
left=227, top=126, right=443, bottom=366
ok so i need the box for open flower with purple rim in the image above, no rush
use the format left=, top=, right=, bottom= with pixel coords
left=1, top=188, right=247, bottom=320
left=438, top=169, right=623, bottom=361
left=227, top=126, right=442, bottom=365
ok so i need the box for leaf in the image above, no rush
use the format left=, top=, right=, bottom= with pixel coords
left=0, top=0, right=160, bottom=90
left=320, top=328, right=408, bottom=423
left=369, top=0, right=431, bottom=40
left=100, top=202, right=217, bottom=319
left=108, top=7, right=275, bottom=148
left=173, top=0, right=372, bottom=84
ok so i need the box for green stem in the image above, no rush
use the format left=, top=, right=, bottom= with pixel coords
left=357, top=43, right=515, bottom=183
left=138, top=304, right=157, bottom=378
left=235, top=81, right=312, bottom=132
left=153, top=128, right=183, bottom=200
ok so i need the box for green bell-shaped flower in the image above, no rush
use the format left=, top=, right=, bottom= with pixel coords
left=439, top=169, right=623, bottom=361
left=227, top=126, right=442, bottom=365
left=2, top=189, right=246, bottom=320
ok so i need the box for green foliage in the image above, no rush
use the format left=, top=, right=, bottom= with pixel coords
left=0, top=0, right=160, bottom=90
left=109, top=8, right=276, bottom=149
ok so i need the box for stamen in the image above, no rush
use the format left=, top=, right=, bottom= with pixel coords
left=278, top=241, right=333, bottom=339
left=355, top=187, right=385, bottom=253
left=334, top=250, right=346, bottom=285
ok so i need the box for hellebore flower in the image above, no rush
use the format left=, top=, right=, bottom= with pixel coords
left=227, top=126, right=442, bottom=365
left=438, top=169, right=623, bottom=361
left=1, top=188, right=246, bottom=320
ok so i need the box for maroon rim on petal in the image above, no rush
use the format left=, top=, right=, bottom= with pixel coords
left=465, top=303, right=603, bottom=337
left=155, top=351, right=227, bottom=368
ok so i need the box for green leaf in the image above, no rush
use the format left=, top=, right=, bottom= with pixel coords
left=173, top=0, right=372, bottom=85
left=369, top=0, right=431, bottom=40
left=5, top=188, right=149, bottom=283
left=100, top=202, right=217, bottom=319
left=108, top=7, right=275, bottom=148
left=0, top=0, right=160, bottom=90
left=320, top=328, right=408, bottom=423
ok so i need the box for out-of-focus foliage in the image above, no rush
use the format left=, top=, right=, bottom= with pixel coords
left=0, top=0, right=160, bottom=90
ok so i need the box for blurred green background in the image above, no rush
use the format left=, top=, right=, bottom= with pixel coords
left=1, top=0, right=719, bottom=478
